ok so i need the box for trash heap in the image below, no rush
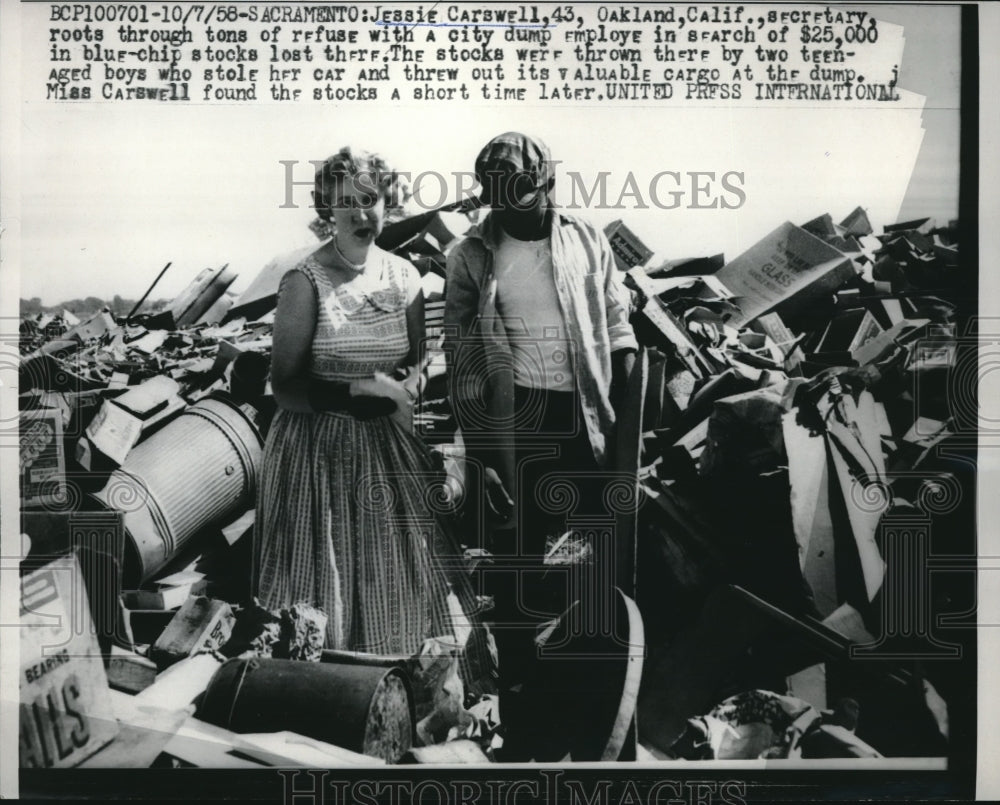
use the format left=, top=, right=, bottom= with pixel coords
left=17, top=221, right=498, bottom=770
left=18, top=205, right=970, bottom=768
left=612, top=210, right=968, bottom=760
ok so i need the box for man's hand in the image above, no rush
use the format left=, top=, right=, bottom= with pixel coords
left=483, top=466, right=514, bottom=522
left=610, top=348, right=637, bottom=414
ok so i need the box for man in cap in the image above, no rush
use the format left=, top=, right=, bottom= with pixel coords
left=443, top=132, right=638, bottom=755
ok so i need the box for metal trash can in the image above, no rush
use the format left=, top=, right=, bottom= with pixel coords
left=92, top=394, right=262, bottom=586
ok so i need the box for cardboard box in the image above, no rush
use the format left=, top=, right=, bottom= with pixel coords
left=801, top=213, right=837, bottom=238
left=107, top=646, right=158, bottom=695
left=83, top=401, right=144, bottom=467
left=21, top=511, right=128, bottom=656
left=815, top=309, right=884, bottom=356
left=884, top=217, right=934, bottom=235
left=150, top=597, right=235, bottom=669
left=626, top=267, right=717, bottom=380
left=839, top=206, right=873, bottom=237
left=83, top=376, right=186, bottom=466
left=20, top=555, right=119, bottom=768
left=605, top=219, right=654, bottom=271
left=851, top=318, right=931, bottom=366
left=20, top=408, right=66, bottom=509
left=64, top=310, right=117, bottom=343
left=715, top=222, right=857, bottom=327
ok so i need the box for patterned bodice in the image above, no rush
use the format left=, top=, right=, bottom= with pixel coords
left=289, top=247, right=416, bottom=382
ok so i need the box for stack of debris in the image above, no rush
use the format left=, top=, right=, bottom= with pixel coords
left=18, top=203, right=969, bottom=767
left=19, top=261, right=285, bottom=769
left=18, top=212, right=498, bottom=770
left=616, top=209, right=967, bottom=760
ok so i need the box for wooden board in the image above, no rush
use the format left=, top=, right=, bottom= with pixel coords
left=161, top=715, right=271, bottom=769
left=613, top=347, right=649, bottom=597
left=403, top=739, right=489, bottom=764
left=79, top=691, right=193, bottom=769
left=232, top=732, right=384, bottom=767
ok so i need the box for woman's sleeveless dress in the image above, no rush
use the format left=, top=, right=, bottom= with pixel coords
left=254, top=247, right=460, bottom=655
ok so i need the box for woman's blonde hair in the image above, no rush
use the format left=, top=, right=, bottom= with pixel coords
left=312, top=146, right=409, bottom=222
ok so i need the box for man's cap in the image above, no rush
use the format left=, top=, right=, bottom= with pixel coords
left=474, top=131, right=553, bottom=205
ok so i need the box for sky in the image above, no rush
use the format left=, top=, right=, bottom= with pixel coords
left=866, top=4, right=960, bottom=225
left=11, top=3, right=961, bottom=306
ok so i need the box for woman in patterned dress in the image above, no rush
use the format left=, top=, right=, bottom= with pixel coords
left=254, top=147, right=462, bottom=655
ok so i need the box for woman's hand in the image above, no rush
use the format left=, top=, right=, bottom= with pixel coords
left=352, top=372, right=411, bottom=405
left=393, top=364, right=425, bottom=402
left=351, top=372, right=415, bottom=431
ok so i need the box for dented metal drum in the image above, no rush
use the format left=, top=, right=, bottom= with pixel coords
left=92, top=395, right=263, bottom=586
left=197, top=657, right=415, bottom=764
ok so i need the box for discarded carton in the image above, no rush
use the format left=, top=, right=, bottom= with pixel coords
left=227, top=245, right=315, bottom=323
left=715, top=222, right=857, bottom=327
left=605, top=219, right=654, bottom=271
left=21, top=512, right=128, bottom=658
left=232, top=731, right=383, bottom=767
left=82, top=401, right=143, bottom=467
left=122, top=582, right=208, bottom=611
left=83, top=375, right=187, bottom=466
left=150, top=596, right=235, bottom=669
left=645, top=254, right=726, bottom=278
left=197, top=291, right=236, bottom=326
left=19, top=555, right=119, bottom=768
left=884, top=217, right=934, bottom=235
left=851, top=318, right=931, bottom=365
left=107, top=646, right=158, bottom=694
left=170, top=265, right=238, bottom=328
left=801, top=213, right=838, bottom=238
left=127, top=609, right=177, bottom=646
left=160, top=714, right=269, bottom=768
left=839, top=206, right=873, bottom=237
left=814, top=309, right=884, bottom=356
left=403, top=739, right=490, bottom=763
left=137, top=654, right=225, bottom=712
left=20, top=408, right=66, bottom=509
left=64, top=309, right=118, bottom=343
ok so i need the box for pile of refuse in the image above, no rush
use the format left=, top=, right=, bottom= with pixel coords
left=17, top=204, right=970, bottom=767
left=614, top=210, right=968, bottom=760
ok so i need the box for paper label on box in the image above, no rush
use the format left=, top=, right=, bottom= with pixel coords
left=86, top=401, right=143, bottom=465
left=20, top=410, right=66, bottom=507
left=605, top=220, right=653, bottom=270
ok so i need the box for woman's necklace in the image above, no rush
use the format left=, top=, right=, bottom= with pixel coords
left=331, top=235, right=367, bottom=274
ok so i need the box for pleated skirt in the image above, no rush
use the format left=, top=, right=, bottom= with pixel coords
left=254, top=408, right=460, bottom=655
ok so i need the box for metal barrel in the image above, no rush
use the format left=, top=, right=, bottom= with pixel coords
left=197, top=657, right=415, bottom=763
left=92, top=395, right=262, bottom=586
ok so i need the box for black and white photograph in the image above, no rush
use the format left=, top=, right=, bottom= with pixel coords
left=0, top=1, right=995, bottom=801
